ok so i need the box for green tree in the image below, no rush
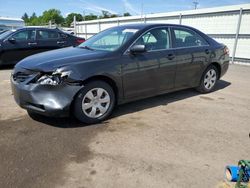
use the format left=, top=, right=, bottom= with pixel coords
left=65, top=13, right=83, bottom=27
left=99, top=11, right=118, bottom=19
left=85, top=14, right=98, bottom=21
left=21, top=13, right=29, bottom=23
left=42, top=9, right=64, bottom=25
left=123, top=12, right=131, bottom=17
left=110, top=14, right=118, bottom=18
left=100, top=10, right=111, bottom=19
left=21, top=10, right=102, bottom=26
left=27, top=12, right=39, bottom=25
left=29, top=12, right=37, bottom=21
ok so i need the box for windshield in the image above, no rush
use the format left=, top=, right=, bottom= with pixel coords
left=0, top=30, right=13, bottom=40
left=79, top=27, right=139, bottom=52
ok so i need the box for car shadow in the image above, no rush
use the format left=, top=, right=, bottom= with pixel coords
left=112, top=80, right=231, bottom=118
left=29, top=80, right=231, bottom=128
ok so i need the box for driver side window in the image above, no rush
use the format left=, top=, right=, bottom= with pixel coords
left=135, top=28, right=170, bottom=51
left=12, top=30, right=35, bottom=41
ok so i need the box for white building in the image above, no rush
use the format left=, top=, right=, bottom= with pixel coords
left=0, top=17, right=24, bottom=31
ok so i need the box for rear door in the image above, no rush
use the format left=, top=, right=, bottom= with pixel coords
left=36, top=29, right=65, bottom=52
left=171, top=27, right=211, bottom=89
left=58, top=32, right=69, bottom=47
left=1, top=29, right=36, bottom=64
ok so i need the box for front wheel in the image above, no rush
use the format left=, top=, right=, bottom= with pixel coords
left=196, top=65, right=218, bottom=93
left=73, top=80, right=115, bottom=124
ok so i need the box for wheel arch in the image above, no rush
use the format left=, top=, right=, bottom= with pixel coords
left=210, top=62, right=222, bottom=79
left=197, top=62, right=222, bottom=88
left=69, top=74, right=120, bottom=117
left=81, top=75, right=119, bottom=104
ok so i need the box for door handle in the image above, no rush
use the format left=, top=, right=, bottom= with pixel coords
left=205, top=49, right=210, bottom=54
left=57, top=41, right=66, bottom=44
left=167, top=54, right=175, bottom=60
left=28, top=42, right=37, bottom=46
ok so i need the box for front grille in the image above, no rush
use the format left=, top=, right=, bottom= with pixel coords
left=12, top=71, right=38, bottom=83
left=13, top=72, right=31, bottom=83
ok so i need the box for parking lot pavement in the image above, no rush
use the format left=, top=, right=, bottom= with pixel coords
left=0, top=64, right=249, bottom=188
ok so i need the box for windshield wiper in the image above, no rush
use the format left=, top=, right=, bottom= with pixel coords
left=80, top=46, right=94, bottom=51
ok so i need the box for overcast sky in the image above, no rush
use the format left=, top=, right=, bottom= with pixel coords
left=0, top=0, right=249, bottom=18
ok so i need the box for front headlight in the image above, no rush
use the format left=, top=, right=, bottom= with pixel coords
left=37, top=70, right=72, bottom=85
left=37, top=74, right=61, bottom=85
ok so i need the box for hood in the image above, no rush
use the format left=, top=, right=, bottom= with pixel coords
left=16, top=47, right=109, bottom=72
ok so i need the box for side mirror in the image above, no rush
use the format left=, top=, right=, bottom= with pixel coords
left=8, top=37, right=16, bottom=43
left=130, top=45, right=146, bottom=54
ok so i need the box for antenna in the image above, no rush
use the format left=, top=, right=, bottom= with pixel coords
left=193, top=0, right=199, bottom=10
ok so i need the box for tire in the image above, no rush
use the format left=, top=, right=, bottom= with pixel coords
left=196, top=65, right=219, bottom=93
left=73, top=80, right=115, bottom=124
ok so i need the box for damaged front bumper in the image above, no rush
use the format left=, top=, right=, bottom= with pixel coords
left=11, top=72, right=82, bottom=117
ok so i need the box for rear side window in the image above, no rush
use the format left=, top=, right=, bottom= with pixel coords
left=173, top=28, right=208, bottom=48
left=37, top=30, right=59, bottom=40
left=135, top=28, right=170, bottom=51
left=12, top=30, right=35, bottom=41
left=60, top=33, right=68, bottom=39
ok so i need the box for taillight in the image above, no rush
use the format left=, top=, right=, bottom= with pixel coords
left=76, top=39, right=85, bottom=45
left=224, top=46, right=230, bottom=55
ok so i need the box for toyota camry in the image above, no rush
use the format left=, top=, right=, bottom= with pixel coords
left=11, top=24, right=229, bottom=124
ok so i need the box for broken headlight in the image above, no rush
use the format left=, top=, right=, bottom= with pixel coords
left=37, top=70, right=72, bottom=85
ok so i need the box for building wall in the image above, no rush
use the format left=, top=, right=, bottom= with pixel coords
left=76, top=4, right=250, bottom=62
left=0, top=17, right=24, bottom=30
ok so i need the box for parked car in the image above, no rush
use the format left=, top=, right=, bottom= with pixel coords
left=60, top=28, right=75, bottom=35
left=0, top=27, right=85, bottom=66
left=0, top=30, right=8, bottom=35
left=11, top=24, right=229, bottom=124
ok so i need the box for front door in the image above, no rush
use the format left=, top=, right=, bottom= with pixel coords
left=1, top=29, right=36, bottom=64
left=122, top=27, right=176, bottom=100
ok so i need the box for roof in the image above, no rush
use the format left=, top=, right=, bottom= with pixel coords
left=114, top=23, right=197, bottom=31
left=14, top=27, right=69, bottom=34
left=24, top=26, right=58, bottom=29
left=0, top=17, right=24, bottom=22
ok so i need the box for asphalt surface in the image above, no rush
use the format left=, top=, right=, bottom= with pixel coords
left=0, top=64, right=249, bottom=188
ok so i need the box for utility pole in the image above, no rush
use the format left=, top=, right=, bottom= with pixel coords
left=83, top=11, right=86, bottom=21
left=141, top=0, right=144, bottom=21
left=49, top=20, right=52, bottom=28
left=193, top=0, right=199, bottom=10
left=73, top=16, right=76, bottom=35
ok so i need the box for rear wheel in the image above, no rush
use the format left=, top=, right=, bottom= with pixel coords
left=73, top=80, right=115, bottom=124
left=196, top=65, right=218, bottom=93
